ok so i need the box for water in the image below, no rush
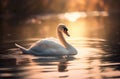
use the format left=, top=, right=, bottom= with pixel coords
left=0, top=38, right=120, bottom=79
left=0, top=12, right=120, bottom=79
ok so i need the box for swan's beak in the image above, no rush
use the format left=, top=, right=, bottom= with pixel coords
left=64, top=30, right=70, bottom=37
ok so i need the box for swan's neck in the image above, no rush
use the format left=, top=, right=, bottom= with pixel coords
left=57, top=30, right=69, bottom=48
left=57, top=28, right=77, bottom=55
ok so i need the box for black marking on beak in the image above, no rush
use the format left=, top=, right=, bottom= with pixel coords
left=63, top=27, right=70, bottom=37
left=64, top=27, right=68, bottom=31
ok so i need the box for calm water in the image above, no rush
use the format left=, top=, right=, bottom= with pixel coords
left=0, top=12, right=120, bottom=79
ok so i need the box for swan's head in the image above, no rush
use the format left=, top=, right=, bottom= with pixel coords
left=57, top=24, right=70, bottom=36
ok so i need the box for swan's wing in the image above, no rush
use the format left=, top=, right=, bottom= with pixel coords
left=29, top=38, right=59, bottom=48
left=29, top=39, right=68, bottom=56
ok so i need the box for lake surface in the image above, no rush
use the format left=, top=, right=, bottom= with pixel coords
left=0, top=11, right=120, bottom=79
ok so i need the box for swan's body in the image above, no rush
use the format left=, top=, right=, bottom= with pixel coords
left=15, top=24, right=77, bottom=56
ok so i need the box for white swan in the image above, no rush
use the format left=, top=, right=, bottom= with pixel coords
left=15, top=24, right=77, bottom=56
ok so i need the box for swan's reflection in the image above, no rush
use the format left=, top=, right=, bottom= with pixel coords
left=58, top=60, right=68, bottom=72
left=57, top=56, right=76, bottom=72
left=32, top=56, right=73, bottom=72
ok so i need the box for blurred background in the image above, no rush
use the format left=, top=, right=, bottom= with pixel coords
left=1, top=0, right=120, bottom=50
left=1, top=1, right=120, bottom=79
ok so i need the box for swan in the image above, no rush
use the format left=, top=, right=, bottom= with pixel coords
left=15, top=23, right=77, bottom=56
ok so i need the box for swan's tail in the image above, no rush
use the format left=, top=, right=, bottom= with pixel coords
left=15, top=43, right=29, bottom=54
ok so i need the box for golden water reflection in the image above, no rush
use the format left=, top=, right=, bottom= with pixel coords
left=1, top=11, right=108, bottom=41
left=27, top=11, right=107, bottom=39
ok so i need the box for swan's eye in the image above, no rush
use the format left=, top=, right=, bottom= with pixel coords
left=64, top=27, right=68, bottom=31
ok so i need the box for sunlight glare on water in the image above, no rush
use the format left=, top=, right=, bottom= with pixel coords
left=63, top=11, right=108, bottom=22
left=64, top=12, right=87, bottom=22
